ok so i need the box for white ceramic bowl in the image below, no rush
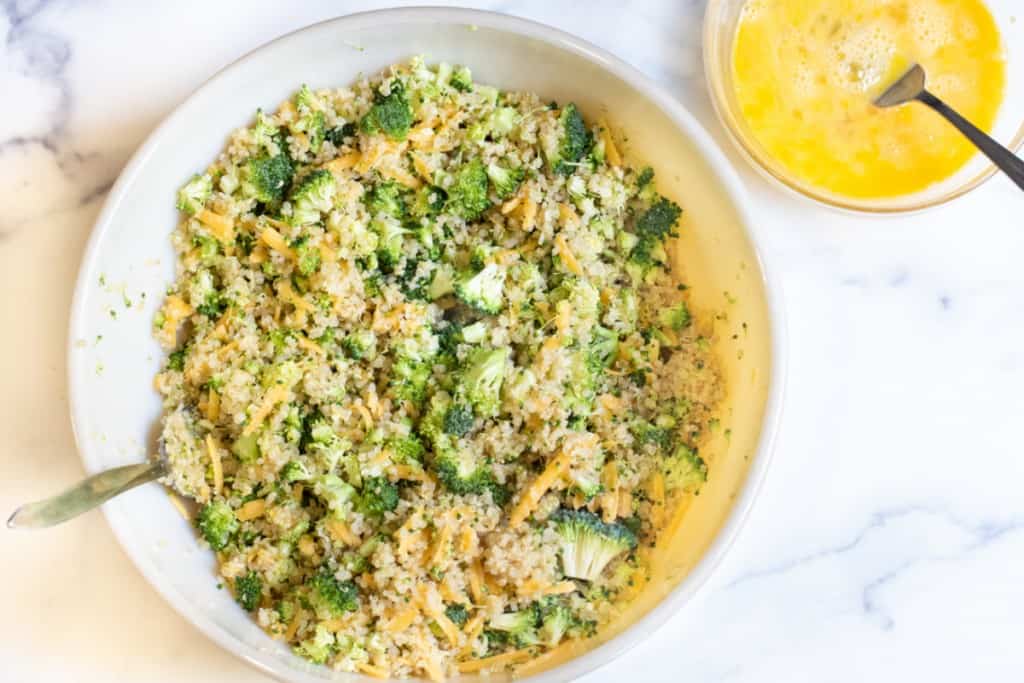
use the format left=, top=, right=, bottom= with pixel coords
left=67, top=8, right=785, bottom=683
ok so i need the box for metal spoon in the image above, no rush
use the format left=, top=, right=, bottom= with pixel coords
left=7, top=448, right=167, bottom=530
left=874, top=64, right=1024, bottom=191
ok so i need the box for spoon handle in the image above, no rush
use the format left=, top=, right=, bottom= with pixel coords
left=7, top=462, right=165, bottom=530
left=917, top=90, right=1024, bottom=192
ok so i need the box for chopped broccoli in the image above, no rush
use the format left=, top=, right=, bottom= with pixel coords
left=312, top=474, right=356, bottom=516
left=587, top=326, right=619, bottom=372
left=288, top=170, right=336, bottom=225
left=372, top=216, right=409, bottom=271
left=294, top=238, right=322, bottom=276
left=459, top=347, right=509, bottom=418
left=357, top=476, right=399, bottom=516
left=450, top=65, right=473, bottom=92
left=294, top=624, right=336, bottom=664
left=550, top=508, right=637, bottom=581
left=280, top=459, right=311, bottom=483
left=232, top=432, right=260, bottom=463
left=361, top=81, right=414, bottom=141
left=631, top=420, right=673, bottom=453
left=635, top=196, right=682, bottom=243
left=167, top=348, right=186, bottom=372
left=488, top=605, right=540, bottom=647
left=390, top=330, right=438, bottom=405
left=242, top=153, right=294, bottom=203
left=445, top=158, right=491, bottom=221
left=664, top=444, right=708, bottom=493
left=234, top=571, right=262, bottom=611
left=442, top=403, right=475, bottom=437
left=366, top=180, right=408, bottom=219
left=487, top=107, right=519, bottom=137
left=177, top=173, right=212, bottom=215
left=388, top=434, right=425, bottom=462
left=454, top=263, right=505, bottom=314
left=538, top=601, right=575, bottom=647
left=460, top=321, right=488, bottom=344
left=434, top=450, right=492, bottom=495
left=637, top=166, right=655, bottom=190
left=545, top=103, right=593, bottom=175
left=325, top=122, right=357, bottom=147
left=251, top=110, right=281, bottom=152
left=307, top=568, right=359, bottom=617
left=486, top=162, right=526, bottom=199
left=196, top=500, right=238, bottom=551
left=410, top=185, right=447, bottom=218
left=444, top=603, right=470, bottom=627
left=292, top=86, right=327, bottom=152
left=658, top=301, right=691, bottom=331
left=566, top=443, right=604, bottom=500
left=342, top=329, right=376, bottom=360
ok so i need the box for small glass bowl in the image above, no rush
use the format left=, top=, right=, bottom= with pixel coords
left=703, top=0, right=1024, bottom=213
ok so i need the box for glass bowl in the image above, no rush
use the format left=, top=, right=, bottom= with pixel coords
left=703, top=0, right=1024, bottom=213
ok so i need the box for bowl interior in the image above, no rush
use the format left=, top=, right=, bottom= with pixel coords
left=704, top=0, right=1024, bottom=213
left=68, top=9, right=777, bottom=683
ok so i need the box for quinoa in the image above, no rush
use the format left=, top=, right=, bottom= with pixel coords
left=153, top=57, right=722, bottom=679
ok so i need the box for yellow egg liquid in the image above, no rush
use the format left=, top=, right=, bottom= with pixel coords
left=732, top=0, right=1006, bottom=199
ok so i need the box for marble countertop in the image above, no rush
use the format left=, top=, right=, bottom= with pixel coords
left=3, top=1, right=1024, bottom=681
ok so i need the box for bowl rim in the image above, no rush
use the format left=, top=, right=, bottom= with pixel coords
left=66, top=6, right=788, bottom=682
left=701, top=0, right=1024, bottom=215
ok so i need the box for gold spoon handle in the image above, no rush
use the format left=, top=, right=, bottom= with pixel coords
left=7, top=462, right=165, bottom=530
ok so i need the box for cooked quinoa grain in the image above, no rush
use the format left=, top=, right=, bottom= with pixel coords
left=154, top=57, right=721, bottom=678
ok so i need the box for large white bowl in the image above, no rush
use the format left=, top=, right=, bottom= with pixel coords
left=67, top=8, right=785, bottom=683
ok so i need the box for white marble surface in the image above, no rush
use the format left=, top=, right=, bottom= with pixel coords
left=3, top=1, right=1024, bottom=681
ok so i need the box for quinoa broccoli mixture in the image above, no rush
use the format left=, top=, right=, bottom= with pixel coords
left=153, top=57, right=721, bottom=679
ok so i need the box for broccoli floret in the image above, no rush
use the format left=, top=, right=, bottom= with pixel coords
left=312, top=474, right=356, bottom=516
left=658, top=302, right=691, bottom=331
left=450, top=65, right=473, bottom=92
left=232, top=432, right=260, bottom=463
left=442, top=403, right=475, bottom=437
left=357, top=476, right=399, bottom=516
left=664, top=444, right=708, bottom=493
left=196, top=501, right=238, bottom=551
left=307, top=568, right=359, bottom=617
left=566, top=445, right=604, bottom=500
left=397, top=258, right=434, bottom=301
left=545, top=103, right=593, bottom=175
left=588, top=326, right=619, bottom=372
left=390, top=330, right=438, bottom=405
left=234, top=571, right=262, bottom=611
left=454, top=263, right=505, bottom=314
left=361, top=81, right=413, bottom=141
left=550, top=509, right=637, bottom=581
left=294, top=624, right=337, bottom=664
left=410, top=185, right=447, bottom=218
left=538, top=601, right=575, bottom=647
left=177, top=173, right=213, bottom=215
left=324, top=122, right=357, bottom=148
left=294, top=238, right=322, bottom=276
left=280, top=459, right=311, bottom=483
left=366, top=180, right=408, bottom=219
left=635, top=196, right=682, bottom=243
left=459, top=347, right=509, bottom=418
left=243, top=153, right=294, bottom=203
left=342, top=329, right=376, bottom=360
left=636, top=166, right=655, bottom=191
left=488, top=605, right=540, bottom=647
left=441, top=603, right=468, bottom=628
left=445, top=158, right=491, bottom=221
left=487, top=107, right=519, bottom=137
left=486, top=162, right=526, bottom=199
left=631, top=420, right=673, bottom=453
left=372, top=217, right=409, bottom=271
left=564, top=349, right=599, bottom=420
left=167, top=349, right=187, bottom=372
left=388, top=435, right=425, bottom=462
left=434, top=448, right=496, bottom=496
left=293, top=86, right=327, bottom=152
left=288, top=170, right=336, bottom=225
left=251, top=110, right=281, bottom=152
